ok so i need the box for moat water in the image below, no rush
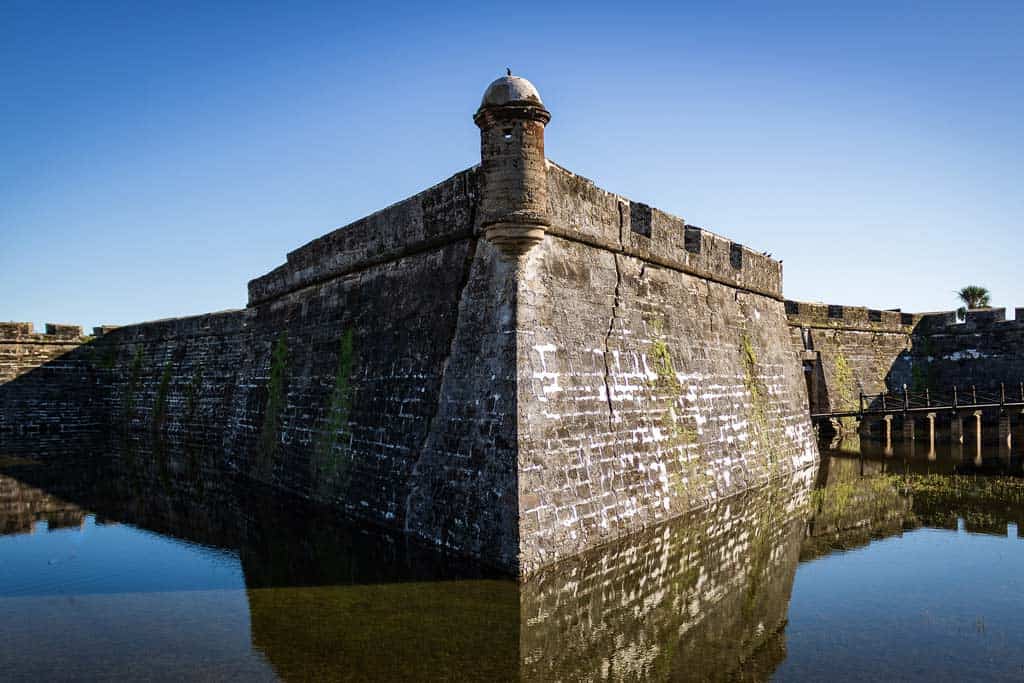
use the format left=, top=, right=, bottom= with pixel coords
left=2, top=438, right=1024, bottom=681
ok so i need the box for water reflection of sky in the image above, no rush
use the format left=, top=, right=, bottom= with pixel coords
left=0, top=513, right=277, bottom=681
left=3, top=452, right=1024, bottom=681
left=778, top=516, right=1024, bottom=680
left=0, top=515, right=243, bottom=597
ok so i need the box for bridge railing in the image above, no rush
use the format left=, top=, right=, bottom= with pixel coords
left=814, top=382, right=1024, bottom=419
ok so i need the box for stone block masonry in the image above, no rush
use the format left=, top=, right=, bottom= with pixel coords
left=1, top=74, right=817, bottom=577
left=0, top=322, right=93, bottom=383
left=516, top=165, right=815, bottom=572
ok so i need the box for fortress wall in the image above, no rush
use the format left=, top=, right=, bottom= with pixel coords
left=546, top=164, right=782, bottom=299
left=248, top=168, right=478, bottom=305
left=2, top=156, right=820, bottom=575
left=0, top=322, right=92, bottom=383
left=514, top=167, right=816, bottom=572
left=116, top=244, right=517, bottom=568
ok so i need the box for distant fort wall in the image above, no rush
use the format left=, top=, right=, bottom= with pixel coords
left=786, top=300, right=1024, bottom=417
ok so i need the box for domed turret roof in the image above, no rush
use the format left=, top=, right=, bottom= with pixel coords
left=479, top=75, right=544, bottom=108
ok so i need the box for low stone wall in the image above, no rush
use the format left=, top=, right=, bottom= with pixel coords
left=0, top=323, right=110, bottom=451
left=785, top=301, right=917, bottom=415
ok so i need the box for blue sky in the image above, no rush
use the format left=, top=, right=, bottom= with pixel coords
left=2, top=2, right=1021, bottom=329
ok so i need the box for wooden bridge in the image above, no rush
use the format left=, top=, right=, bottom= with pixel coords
left=812, top=383, right=1024, bottom=448
left=811, top=383, right=1024, bottom=421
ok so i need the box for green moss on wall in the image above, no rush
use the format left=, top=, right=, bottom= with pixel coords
left=740, top=333, right=777, bottom=474
left=651, top=339, right=681, bottom=390
left=152, top=360, right=173, bottom=434
left=313, top=329, right=356, bottom=496
left=833, top=351, right=854, bottom=411
left=258, top=333, right=289, bottom=480
left=121, top=346, right=145, bottom=466
left=184, top=365, right=205, bottom=487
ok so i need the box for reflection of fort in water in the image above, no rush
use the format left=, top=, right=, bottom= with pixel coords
left=5, top=440, right=1022, bottom=679
left=0, top=447, right=815, bottom=681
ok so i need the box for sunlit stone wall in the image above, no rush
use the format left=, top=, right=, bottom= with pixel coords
left=515, top=164, right=818, bottom=573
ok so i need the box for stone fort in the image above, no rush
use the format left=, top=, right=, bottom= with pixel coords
left=2, top=74, right=1019, bottom=577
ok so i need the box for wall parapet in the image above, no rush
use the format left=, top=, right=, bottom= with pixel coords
left=786, top=301, right=1024, bottom=335
left=247, top=167, right=480, bottom=307
left=0, top=322, right=92, bottom=345
left=785, top=300, right=954, bottom=334
left=546, top=163, right=783, bottom=299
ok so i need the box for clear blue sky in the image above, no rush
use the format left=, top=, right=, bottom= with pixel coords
left=3, top=2, right=1021, bottom=330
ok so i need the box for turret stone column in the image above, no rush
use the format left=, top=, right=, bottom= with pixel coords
left=474, top=73, right=551, bottom=257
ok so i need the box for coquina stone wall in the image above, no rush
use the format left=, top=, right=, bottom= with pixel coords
left=785, top=301, right=919, bottom=415
left=0, top=322, right=109, bottom=449
left=915, top=308, right=1024, bottom=392
left=515, top=164, right=817, bottom=572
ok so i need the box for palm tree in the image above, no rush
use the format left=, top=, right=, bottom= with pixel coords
left=956, top=285, right=990, bottom=320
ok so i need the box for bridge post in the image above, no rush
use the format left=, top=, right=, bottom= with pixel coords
left=883, top=415, right=894, bottom=457
left=973, top=410, right=984, bottom=466
left=999, top=411, right=1012, bottom=450
left=902, top=415, right=915, bottom=442
left=950, top=411, right=963, bottom=444
left=927, top=412, right=937, bottom=461
left=955, top=438, right=967, bottom=465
